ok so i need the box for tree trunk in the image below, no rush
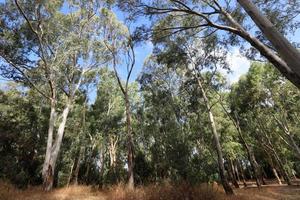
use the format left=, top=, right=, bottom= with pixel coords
left=237, top=160, right=247, bottom=187
left=238, top=0, right=300, bottom=80
left=98, top=146, right=105, bottom=187
left=233, top=160, right=241, bottom=183
left=42, top=100, right=56, bottom=191
left=220, top=7, right=300, bottom=88
left=271, top=148, right=292, bottom=185
left=264, top=150, right=282, bottom=185
left=288, top=133, right=300, bottom=160
left=228, top=158, right=240, bottom=188
left=125, top=95, right=134, bottom=189
left=73, top=147, right=84, bottom=185
left=67, top=159, right=75, bottom=187
left=272, top=167, right=282, bottom=185
left=109, top=136, right=118, bottom=168
left=274, top=116, right=300, bottom=160
left=234, top=115, right=263, bottom=187
left=84, top=143, right=96, bottom=184
left=42, top=102, right=71, bottom=191
left=196, top=78, right=234, bottom=195
left=260, top=126, right=292, bottom=186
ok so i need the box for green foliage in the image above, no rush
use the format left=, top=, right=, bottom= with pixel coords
left=0, top=0, right=300, bottom=191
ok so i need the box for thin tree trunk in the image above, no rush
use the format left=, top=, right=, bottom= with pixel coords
left=271, top=148, right=292, bottom=185
left=234, top=160, right=240, bottom=183
left=125, top=95, right=134, bottom=189
left=265, top=150, right=282, bottom=185
left=110, top=42, right=135, bottom=189
left=289, top=134, right=300, bottom=160
left=233, top=114, right=263, bottom=187
left=109, top=136, right=118, bottom=168
left=98, top=146, right=104, bottom=187
left=229, top=158, right=240, bottom=188
left=67, top=159, right=75, bottom=187
left=274, top=116, right=300, bottom=160
left=271, top=166, right=282, bottom=185
left=238, top=0, right=300, bottom=80
left=196, top=78, right=234, bottom=195
left=258, top=122, right=292, bottom=186
left=84, top=143, right=96, bottom=184
left=73, top=147, right=84, bottom=185
left=246, top=163, right=253, bottom=180
left=237, top=160, right=247, bottom=187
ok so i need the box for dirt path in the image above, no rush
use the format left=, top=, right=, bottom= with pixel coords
left=236, top=185, right=300, bottom=200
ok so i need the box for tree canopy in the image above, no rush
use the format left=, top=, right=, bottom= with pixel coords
left=0, top=0, right=300, bottom=198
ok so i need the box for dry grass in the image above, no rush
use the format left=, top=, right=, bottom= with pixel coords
left=104, top=182, right=247, bottom=200
left=0, top=182, right=104, bottom=200
left=1, top=181, right=300, bottom=200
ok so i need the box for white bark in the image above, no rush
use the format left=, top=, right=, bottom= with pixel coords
left=42, top=72, right=84, bottom=190
left=42, top=100, right=56, bottom=180
left=195, top=76, right=233, bottom=195
left=50, top=102, right=71, bottom=170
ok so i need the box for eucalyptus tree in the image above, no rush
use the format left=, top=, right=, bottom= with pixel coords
left=148, top=28, right=234, bottom=193
left=230, top=62, right=300, bottom=184
left=0, top=0, right=109, bottom=190
left=89, top=67, right=125, bottom=184
left=100, top=8, right=136, bottom=188
left=238, top=0, right=300, bottom=76
left=139, top=56, right=195, bottom=182
left=119, top=0, right=300, bottom=88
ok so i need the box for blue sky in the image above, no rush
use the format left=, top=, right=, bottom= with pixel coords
left=1, top=1, right=300, bottom=101
left=112, top=7, right=300, bottom=85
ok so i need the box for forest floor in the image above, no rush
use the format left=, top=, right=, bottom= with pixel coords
left=1, top=180, right=300, bottom=200
left=235, top=183, right=300, bottom=200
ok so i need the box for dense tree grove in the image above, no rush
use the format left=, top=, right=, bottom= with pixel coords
left=0, top=0, right=300, bottom=196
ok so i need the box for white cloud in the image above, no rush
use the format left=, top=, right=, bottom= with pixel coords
left=226, top=48, right=250, bottom=83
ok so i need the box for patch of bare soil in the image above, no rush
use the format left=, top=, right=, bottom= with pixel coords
left=236, top=185, right=300, bottom=200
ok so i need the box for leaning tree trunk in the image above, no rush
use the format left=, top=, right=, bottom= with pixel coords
left=233, top=160, right=241, bottom=183
left=220, top=6, right=300, bottom=88
left=288, top=133, right=300, bottom=160
left=234, top=115, right=264, bottom=187
left=197, top=78, right=234, bottom=195
left=273, top=115, right=300, bottom=160
left=125, top=94, right=134, bottom=189
left=42, top=102, right=71, bottom=191
left=237, top=160, right=247, bottom=187
left=264, top=150, right=282, bottom=185
left=270, top=147, right=292, bottom=185
left=238, top=0, right=300, bottom=80
left=228, top=158, right=240, bottom=188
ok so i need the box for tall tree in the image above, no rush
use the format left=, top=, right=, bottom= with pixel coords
left=101, top=8, right=136, bottom=188
left=119, top=0, right=300, bottom=88
left=238, top=0, right=300, bottom=78
left=0, top=0, right=108, bottom=190
left=150, top=32, right=234, bottom=194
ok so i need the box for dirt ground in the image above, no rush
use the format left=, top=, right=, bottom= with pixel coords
left=236, top=185, right=300, bottom=200
left=1, top=181, right=300, bottom=200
